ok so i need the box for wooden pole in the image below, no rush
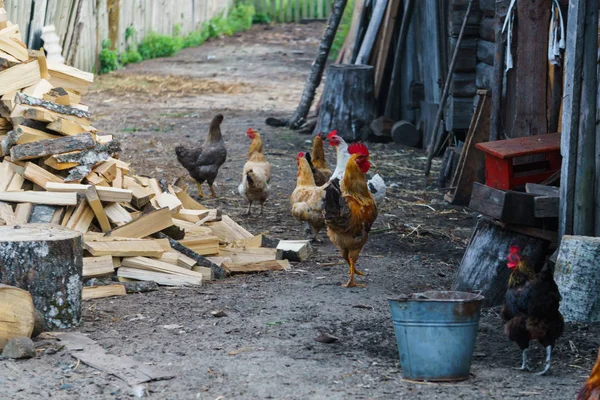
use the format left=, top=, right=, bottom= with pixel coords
left=424, top=0, right=475, bottom=176
left=384, top=0, right=416, bottom=118
left=354, top=0, right=388, bottom=65
left=559, top=0, right=586, bottom=240
left=574, top=0, right=598, bottom=235
left=489, top=1, right=508, bottom=141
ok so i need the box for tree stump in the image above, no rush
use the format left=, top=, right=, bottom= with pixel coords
left=391, top=121, right=421, bottom=147
left=0, top=224, right=83, bottom=329
left=452, top=218, right=548, bottom=307
left=554, top=235, right=600, bottom=322
left=0, top=284, right=35, bottom=350
left=315, top=64, right=377, bottom=141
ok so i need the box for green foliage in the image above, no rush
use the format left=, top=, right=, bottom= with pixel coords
left=120, top=49, right=143, bottom=65
left=138, top=32, right=184, bottom=60
left=125, top=26, right=136, bottom=42
left=252, top=13, right=271, bottom=24
left=330, top=0, right=356, bottom=60
left=99, top=39, right=119, bottom=74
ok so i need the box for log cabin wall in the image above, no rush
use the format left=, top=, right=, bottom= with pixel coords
left=4, top=0, right=233, bottom=72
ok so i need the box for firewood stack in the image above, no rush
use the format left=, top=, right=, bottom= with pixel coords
left=0, top=9, right=303, bottom=301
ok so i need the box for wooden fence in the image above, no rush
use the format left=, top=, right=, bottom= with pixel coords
left=4, top=0, right=232, bottom=72
left=251, top=0, right=332, bottom=22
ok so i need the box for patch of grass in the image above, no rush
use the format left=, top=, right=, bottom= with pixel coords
left=330, top=0, right=356, bottom=60
left=121, top=127, right=139, bottom=133
left=99, top=39, right=119, bottom=74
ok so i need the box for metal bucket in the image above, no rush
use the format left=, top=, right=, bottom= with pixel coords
left=388, top=291, right=484, bottom=382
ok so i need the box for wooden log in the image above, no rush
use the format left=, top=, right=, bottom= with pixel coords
left=16, top=92, right=91, bottom=120
left=479, top=17, right=495, bottom=42
left=476, top=40, right=495, bottom=66
left=450, top=73, right=477, bottom=97
left=314, top=64, right=377, bottom=141
left=106, top=207, right=172, bottom=238
left=154, top=233, right=224, bottom=279
left=554, top=235, right=600, bottom=322
left=475, top=62, right=493, bottom=90
left=0, top=284, right=35, bottom=350
left=0, top=224, right=83, bottom=329
left=391, top=120, right=421, bottom=147
left=489, top=1, right=509, bottom=141
left=10, top=133, right=95, bottom=161
left=0, top=59, right=41, bottom=96
left=84, top=238, right=165, bottom=258
left=452, top=218, right=548, bottom=307
left=444, top=96, right=474, bottom=131
left=82, top=285, right=126, bottom=300
left=276, top=240, right=312, bottom=262
left=449, top=37, right=477, bottom=72
left=355, top=0, right=389, bottom=65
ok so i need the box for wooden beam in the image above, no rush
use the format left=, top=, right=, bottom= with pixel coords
left=0, top=191, right=77, bottom=206
left=84, top=238, right=165, bottom=257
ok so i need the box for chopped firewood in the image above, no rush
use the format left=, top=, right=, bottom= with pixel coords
left=222, top=260, right=291, bottom=274
left=0, top=284, right=35, bottom=349
left=173, top=209, right=209, bottom=222
left=177, top=252, right=197, bottom=269
left=21, top=79, right=53, bottom=99
left=46, top=118, right=95, bottom=136
left=0, top=8, right=7, bottom=31
left=85, top=186, right=111, bottom=232
left=107, top=207, right=172, bottom=238
left=44, top=153, right=79, bottom=170
left=206, top=256, right=233, bottom=267
left=93, top=159, right=117, bottom=182
left=157, top=252, right=182, bottom=266
left=123, top=178, right=154, bottom=209
left=6, top=169, right=23, bottom=191
left=84, top=238, right=165, bottom=258
left=82, top=255, right=115, bottom=278
left=28, top=204, right=62, bottom=223
left=23, top=106, right=90, bottom=126
left=208, top=215, right=253, bottom=243
left=191, top=266, right=212, bottom=281
left=219, top=247, right=278, bottom=264
left=121, top=256, right=204, bottom=279
left=178, top=236, right=220, bottom=256
left=276, top=240, right=312, bottom=262
left=47, top=61, right=94, bottom=94
left=82, top=284, right=126, bottom=300
left=0, top=191, right=76, bottom=205
left=171, top=218, right=213, bottom=236
left=14, top=202, right=31, bottom=223
left=13, top=91, right=92, bottom=121
left=2, top=125, right=61, bottom=153
left=45, top=182, right=132, bottom=202
left=172, top=186, right=206, bottom=210
left=85, top=171, right=109, bottom=186
left=104, top=203, right=132, bottom=225
left=112, top=167, right=123, bottom=188
left=198, top=209, right=222, bottom=224
left=156, top=192, right=182, bottom=214
left=229, top=234, right=275, bottom=249
left=0, top=35, right=27, bottom=61
left=117, top=267, right=201, bottom=286
left=0, top=201, right=15, bottom=224
left=10, top=132, right=95, bottom=161
left=43, top=87, right=70, bottom=105
left=23, top=162, right=63, bottom=188
left=0, top=59, right=40, bottom=96
left=65, top=200, right=94, bottom=232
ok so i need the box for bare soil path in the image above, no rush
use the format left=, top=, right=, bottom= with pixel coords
left=2, top=23, right=598, bottom=400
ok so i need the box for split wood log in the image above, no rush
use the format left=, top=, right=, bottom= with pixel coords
left=287, top=0, right=348, bottom=129
left=154, top=233, right=225, bottom=279
left=314, top=64, right=376, bottom=141
left=0, top=224, right=83, bottom=329
left=554, top=235, right=600, bottom=322
left=16, top=92, right=91, bottom=120
left=10, top=132, right=95, bottom=161
left=276, top=240, right=312, bottom=262
left=0, top=284, right=35, bottom=350
left=452, top=218, right=548, bottom=307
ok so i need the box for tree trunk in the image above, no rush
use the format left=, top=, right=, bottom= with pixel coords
left=452, top=218, right=549, bottom=307
left=288, top=0, right=348, bottom=129
left=0, top=284, right=35, bottom=350
left=0, top=224, right=83, bottom=329
left=315, top=64, right=377, bottom=141
left=554, top=235, right=600, bottom=322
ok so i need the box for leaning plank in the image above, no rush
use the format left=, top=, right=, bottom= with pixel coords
left=117, top=267, right=201, bottom=286
left=0, top=59, right=41, bottom=96
left=355, top=0, right=389, bottom=65
left=84, top=239, right=164, bottom=258
left=23, top=162, right=63, bottom=187
left=555, top=235, right=600, bottom=322
left=51, top=332, right=175, bottom=386
left=45, top=182, right=132, bottom=202
left=0, top=191, right=77, bottom=205
left=83, top=255, right=115, bottom=278
left=82, top=285, right=126, bottom=300
left=106, top=207, right=173, bottom=238
left=223, top=260, right=291, bottom=274
left=85, top=186, right=111, bottom=232
left=10, top=133, right=95, bottom=161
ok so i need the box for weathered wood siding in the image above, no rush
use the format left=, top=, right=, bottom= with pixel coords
left=4, top=0, right=233, bottom=72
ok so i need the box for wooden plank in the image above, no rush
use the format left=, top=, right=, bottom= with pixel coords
left=0, top=59, right=41, bottom=96
left=468, top=182, right=539, bottom=227
left=355, top=0, right=388, bottom=65
left=117, top=267, right=201, bottom=286
left=45, top=182, right=133, bottom=202
left=223, top=260, right=290, bottom=274
left=342, top=0, right=365, bottom=63
left=104, top=202, right=132, bottom=224
left=475, top=133, right=560, bottom=159
left=121, top=256, right=205, bottom=280
left=86, top=186, right=111, bottom=232
left=82, top=285, right=126, bottom=300
left=107, top=207, right=173, bottom=238
left=374, top=0, right=401, bottom=98
left=83, top=255, right=115, bottom=278
left=525, top=183, right=560, bottom=197
left=84, top=238, right=165, bottom=257
left=14, top=202, right=32, bottom=223
left=0, top=191, right=77, bottom=205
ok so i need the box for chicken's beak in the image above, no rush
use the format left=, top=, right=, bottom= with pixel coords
left=369, top=159, right=376, bottom=168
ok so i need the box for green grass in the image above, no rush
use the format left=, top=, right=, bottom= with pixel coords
left=330, top=0, right=355, bottom=60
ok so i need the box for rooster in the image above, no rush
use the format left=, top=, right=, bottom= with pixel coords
left=290, top=152, right=326, bottom=241
left=502, top=245, right=564, bottom=375
left=175, top=114, right=227, bottom=197
left=327, top=130, right=386, bottom=204
left=323, top=143, right=378, bottom=287
left=238, top=128, right=271, bottom=215
left=310, top=133, right=332, bottom=185
left=578, top=348, right=600, bottom=399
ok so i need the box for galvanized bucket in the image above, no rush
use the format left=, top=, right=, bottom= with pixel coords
left=388, top=291, right=484, bottom=382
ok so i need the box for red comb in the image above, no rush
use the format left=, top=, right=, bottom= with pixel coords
left=297, top=152, right=305, bottom=159
left=247, top=128, right=254, bottom=134
left=348, top=142, right=369, bottom=156
left=327, top=130, right=338, bottom=139
left=509, top=245, right=520, bottom=254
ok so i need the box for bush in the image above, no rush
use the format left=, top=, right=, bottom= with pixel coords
left=99, top=39, right=119, bottom=74
left=138, top=32, right=184, bottom=60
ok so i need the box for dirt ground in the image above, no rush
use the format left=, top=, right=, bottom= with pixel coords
left=2, top=23, right=599, bottom=399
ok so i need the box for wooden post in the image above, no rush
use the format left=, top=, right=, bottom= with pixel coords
left=355, top=0, right=388, bottom=65
left=573, top=0, right=598, bottom=236
left=489, top=1, right=509, bottom=141
left=559, top=0, right=587, bottom=240
left=0, top=224, right=83, bottom=330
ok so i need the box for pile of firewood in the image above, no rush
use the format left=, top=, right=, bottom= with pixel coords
left=0, top=9, right=309, bottom=301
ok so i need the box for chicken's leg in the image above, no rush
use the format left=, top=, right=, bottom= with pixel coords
left=197, top=184, right=204, bottom=198
left=535, top=346, right=552, bottom=376
left=343, top=259, right=365, bottom=288
left=245, top=201, right=252, bottom=216
left=517, top=349, right=532, bottom=372
left=259, top=201, right=265, bottom=216
left=209, top=184, right=217, bottom=198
